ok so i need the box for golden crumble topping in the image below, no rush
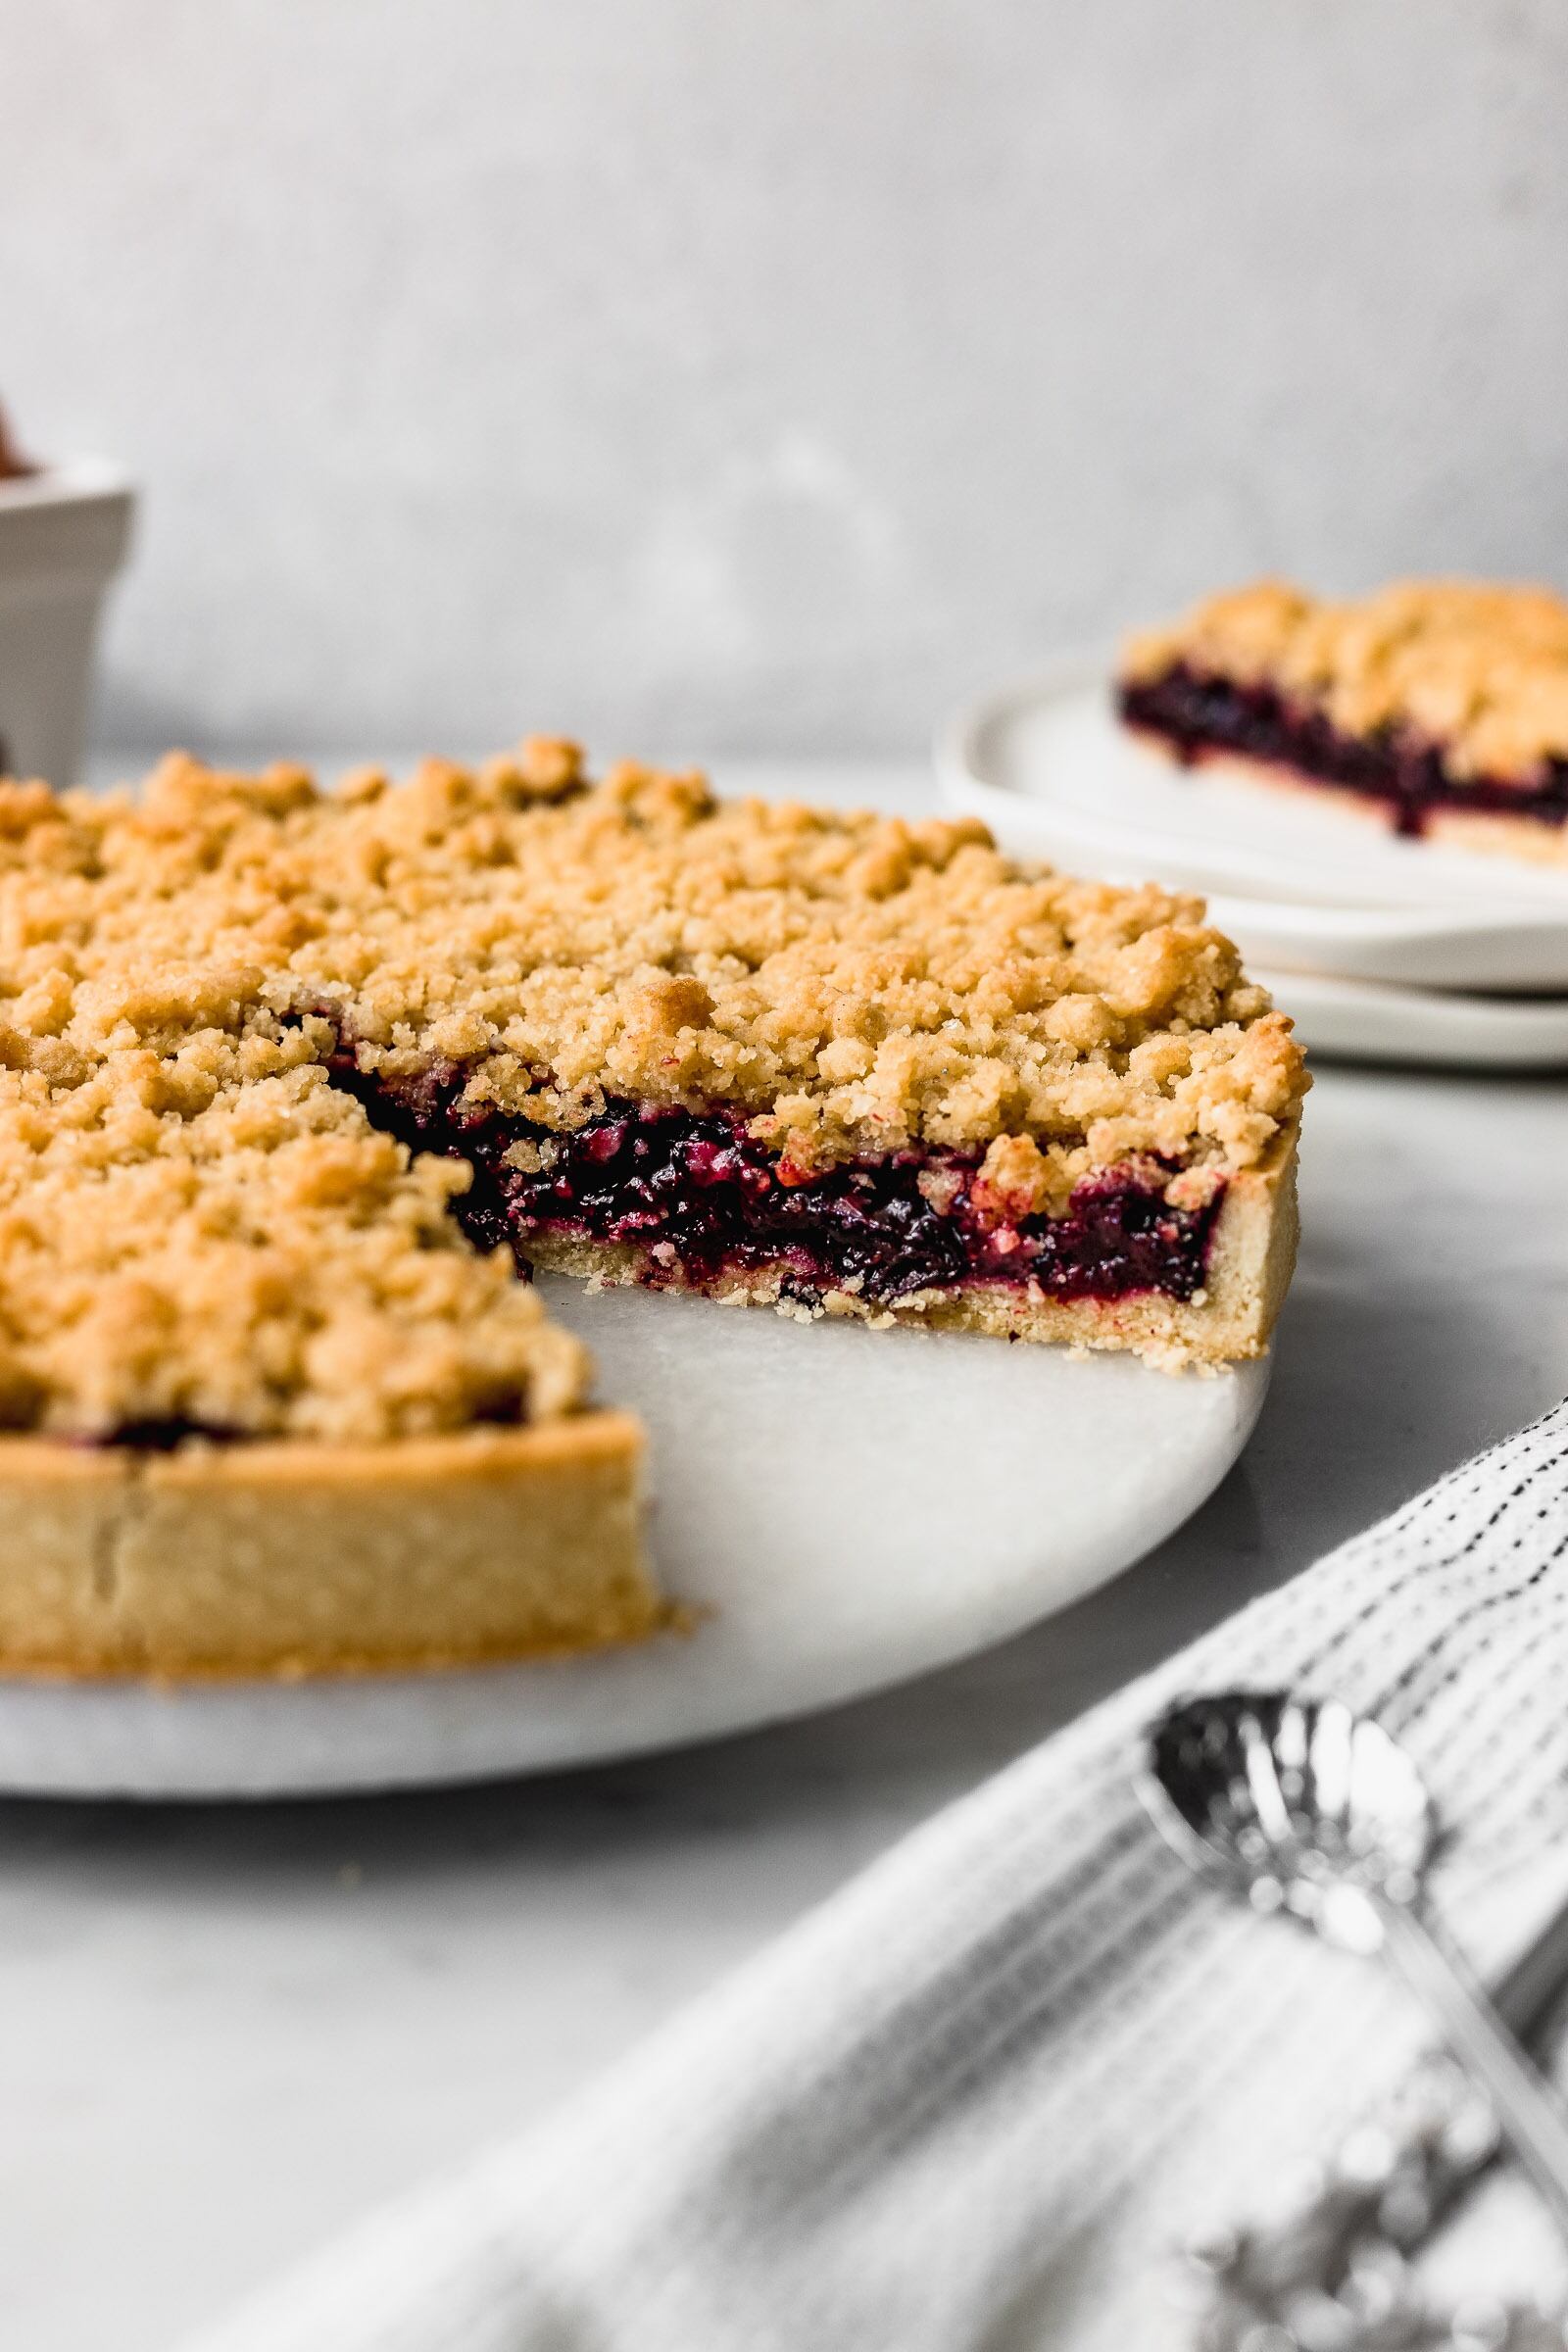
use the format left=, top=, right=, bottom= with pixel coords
left=0, top=747, right=1304, bottom=1438
left=1124, top=577, right=1568, bottom=782
left=0, top=1036, right=588, bottom=1444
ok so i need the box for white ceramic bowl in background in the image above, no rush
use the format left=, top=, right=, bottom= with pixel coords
left=0, top=461, right=134, bottom=787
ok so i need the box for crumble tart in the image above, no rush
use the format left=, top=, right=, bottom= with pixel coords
left=1120, top=578, right=1568, bottom=866
left=0, top=1025, right=654, bottom=1676
left=0, top=747, right=1305, bottom=1678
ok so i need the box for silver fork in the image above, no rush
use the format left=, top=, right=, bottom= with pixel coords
left=1141, top=1690, right=1568, bottom=2350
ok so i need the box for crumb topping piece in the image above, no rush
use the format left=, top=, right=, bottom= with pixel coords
left=0, top=1035, right=588, bottom=1443
left=1124, top=577, right=1568, bottom=782
left=0, top=746, right=1304, bottom=1439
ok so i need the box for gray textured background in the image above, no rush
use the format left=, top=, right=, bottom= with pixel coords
left=6, top=0, right=1568, bottom=761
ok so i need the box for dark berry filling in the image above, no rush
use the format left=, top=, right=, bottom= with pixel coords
left=94, top=1392, right=527, bottom=1450
left=1120, top=662, right=1568, bottom=839
left=91, top=1418, right=248, bottom=1451
left=92, top=1036, right=1223, bottom=1449
left=324, top=1045, right=1222, bottom=1312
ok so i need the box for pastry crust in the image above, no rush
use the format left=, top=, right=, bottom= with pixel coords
left=0, top=1415, right=659, bottom=1680
left=1129, top=738, right=1568, bottom=871
left=1421, top=806, right=1568, bottom=868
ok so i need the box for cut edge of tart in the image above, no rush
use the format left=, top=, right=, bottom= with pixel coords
left=0, top=744, right=1309, bottom=1681
left=1118, top=577, right=1568, bottom=867
left=341, top=1066, right=1301, bottom=1375
left=520, top=1106, right=1298, bottom=1371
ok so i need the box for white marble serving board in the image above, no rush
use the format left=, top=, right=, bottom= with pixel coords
left=0, top=1277, right=1269, bottom=1797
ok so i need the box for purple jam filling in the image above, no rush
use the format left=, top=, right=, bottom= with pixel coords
left=90, top=1418, right=248, bottom=1451
left=1119, top=663, right=1568, bottom=838
left=324, top=1047, right=1222, bottom=1311
left=94, top=1392, right=529, bottom=1450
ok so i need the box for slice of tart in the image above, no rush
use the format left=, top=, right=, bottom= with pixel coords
left=0, top=746, right=1306, bottom=1679
left=284, top=746, right=1304, bottom=1370
left=0, top=1029, right=653, bottom=1678
left=1119, top=577, right=1568, bottom=866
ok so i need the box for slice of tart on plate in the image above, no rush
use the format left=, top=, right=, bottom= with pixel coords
left=0, top=745, right=1306, bottom=1680
left=1119, top=578, right=1568, bottom=869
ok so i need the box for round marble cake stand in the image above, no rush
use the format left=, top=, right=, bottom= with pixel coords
left=0, top=1279, right=1270, bottom=1797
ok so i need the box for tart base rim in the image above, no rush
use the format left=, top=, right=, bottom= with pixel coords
left=1127, top=726, right=1568, bottom=868
left=0, top=1411, right=663, bottom=1683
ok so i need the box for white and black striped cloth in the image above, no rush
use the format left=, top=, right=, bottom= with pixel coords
left=185, top=1401, right=1568, bottom=2352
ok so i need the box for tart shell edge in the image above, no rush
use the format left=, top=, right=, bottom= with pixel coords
left=0, top=1411, right=660, bottom=1682
left=522, top=1115, right=1301, bottom=1374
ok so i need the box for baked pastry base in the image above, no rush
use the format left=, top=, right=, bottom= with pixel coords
left=523, top=1119, right=1300, bottom=1373
left=0, top=1414, right=659, bottom=1681
left=1133, top=735, right=1568, bottom=871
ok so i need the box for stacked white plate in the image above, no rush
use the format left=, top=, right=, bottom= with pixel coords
left=936, top=667, right=1568, bottom=1070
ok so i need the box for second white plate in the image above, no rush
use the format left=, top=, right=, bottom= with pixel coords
left=939, top=669, right=1568, bottom=993
left=1257, top=967, right=1568, bottom=1070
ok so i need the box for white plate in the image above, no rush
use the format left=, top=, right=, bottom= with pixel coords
left=0, top=1278, right=1269, bottom=1797
left=1257, top=966, right=1568, bottom=1070
left=938, top=669, right=1568, bottom=992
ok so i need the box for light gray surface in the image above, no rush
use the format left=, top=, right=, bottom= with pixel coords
left=6, top=2, right=1568, bottom=758
left=3, top=761, right=1565, bottom=2352
left=7, top=1067, right=1562, bottom=2352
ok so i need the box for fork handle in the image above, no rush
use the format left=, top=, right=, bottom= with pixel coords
left=1378, top=1894, right=1568, bottom=2246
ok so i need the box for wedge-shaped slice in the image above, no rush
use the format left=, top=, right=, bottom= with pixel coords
left=298, top=746, right=1306, bottom=1369
left=1120, top=577, right=1568, bottom=865
left=338, top=1070, right=1300, bottom=1371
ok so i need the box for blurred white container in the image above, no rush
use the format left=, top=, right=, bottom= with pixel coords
left=0, top=462, right=134, bottom=787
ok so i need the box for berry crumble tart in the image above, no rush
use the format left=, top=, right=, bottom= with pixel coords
left=1119, top=578, right=1568, bottom=866
left=0, top=744, right=1305, bottom=1677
